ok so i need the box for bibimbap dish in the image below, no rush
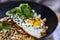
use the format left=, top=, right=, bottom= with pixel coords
left=0, top=3, right=48, bottom=40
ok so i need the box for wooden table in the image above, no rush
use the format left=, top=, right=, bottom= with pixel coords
left=56, top=13, right=60, bottom=22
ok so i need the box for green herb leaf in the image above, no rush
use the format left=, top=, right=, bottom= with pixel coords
left=0, top=22, right=12, bottom=29
left=9, top=3, right=34, bottom=19
left=20, top=3, right=34, bottom=18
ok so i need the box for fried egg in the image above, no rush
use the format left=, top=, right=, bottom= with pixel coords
left=6, top=10, right=47, bottom=38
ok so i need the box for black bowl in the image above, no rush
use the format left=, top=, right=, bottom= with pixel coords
left=0, top=1, right=58, bottom=40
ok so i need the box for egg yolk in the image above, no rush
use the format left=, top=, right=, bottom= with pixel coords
left=28, top=19, right=34, bottom=25
left=27, top=16, right=41, bottom=28
left=33, top=19, right=41, bottom=28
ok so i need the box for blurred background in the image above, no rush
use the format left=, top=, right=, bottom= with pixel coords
left=0, top=0, right=60, bottom=40
left=0, top=0, right=60, bottom=13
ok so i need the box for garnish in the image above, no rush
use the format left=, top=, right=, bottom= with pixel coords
left=0, top=21, right=12, bottom=29
left=8, top=3, right=34, bottom=19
